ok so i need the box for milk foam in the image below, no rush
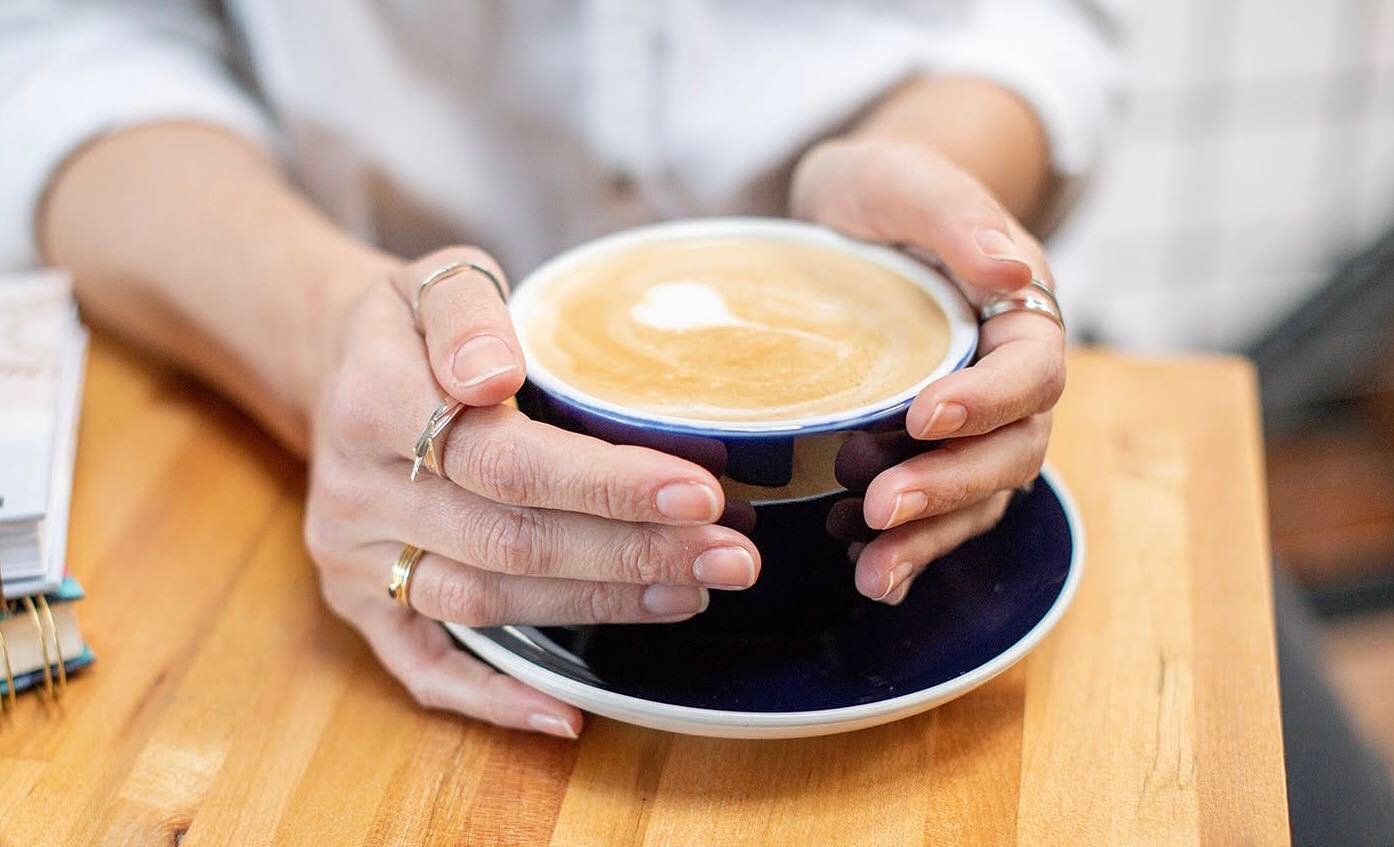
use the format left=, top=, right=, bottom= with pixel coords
left=521, top=236, right=951, bottom=423
left=630, top=281, right=748, bottom=331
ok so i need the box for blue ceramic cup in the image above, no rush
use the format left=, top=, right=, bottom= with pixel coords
left=511, top=218, right=978, bottom=621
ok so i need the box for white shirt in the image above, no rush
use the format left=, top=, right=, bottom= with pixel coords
left=0, top=1, right=1124, bottom=275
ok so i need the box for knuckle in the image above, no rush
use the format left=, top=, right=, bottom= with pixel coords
left=434, top=570, right=496, bottom=627
left=579, top=461, right=646, bottom=519
left=477, top=507, right=547, bottom=576
left=575, top=580, right=623, bottom=624
left=463, top=433, right=535, bottom=505
left=595, top=473, right=629, bottom=519
left=321, top=369, right=392, bottom=450
left=927, top=465, right=974, bottom=513
left=614, top=526, right=670, bottom=584
left=310, top=458, right=376, bottom=524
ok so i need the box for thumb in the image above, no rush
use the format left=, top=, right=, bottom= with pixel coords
left=394, top=246, right=524, bottom=406
left=793, top=139, right=1039, bottom=297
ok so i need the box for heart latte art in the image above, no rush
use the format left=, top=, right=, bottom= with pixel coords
left=518, top=236, right=950, bottom=423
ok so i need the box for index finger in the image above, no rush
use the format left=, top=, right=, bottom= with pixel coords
left=903, top=211, right=1064, bottom=440
left=393, top=246, right=525, bottom=406
left=431, top=404, right=726, bottom=525
left=372, top=321, right=726, bottom=525
left=905, top=310, right=1065, bottom=440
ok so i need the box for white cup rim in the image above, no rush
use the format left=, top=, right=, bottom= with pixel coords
left=509, top=217, right=979, bottom=434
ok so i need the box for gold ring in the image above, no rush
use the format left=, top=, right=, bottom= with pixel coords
left=413, top=261, right=507, bottom=333
left=387, top=544, right=426, bottom=607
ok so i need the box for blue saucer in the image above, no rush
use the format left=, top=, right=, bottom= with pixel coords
left=448, top=468, right=1082, bottom=738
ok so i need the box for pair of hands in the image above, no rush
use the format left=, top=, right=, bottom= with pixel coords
left=303, top=138, right=1065, bottom=738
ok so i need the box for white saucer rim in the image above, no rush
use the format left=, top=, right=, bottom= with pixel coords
left=446, top=465, right=1085, bottom=738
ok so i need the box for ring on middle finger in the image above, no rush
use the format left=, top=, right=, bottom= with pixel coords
left=411, top=399, right=464, bottom=481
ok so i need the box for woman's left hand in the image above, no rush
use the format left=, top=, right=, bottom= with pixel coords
left=791, top=136, right=1066, bottom=604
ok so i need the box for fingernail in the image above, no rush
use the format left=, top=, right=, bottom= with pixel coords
left=656, top=482, right=721, bottom=523
left=691, top=546, right=757, bottom=589
left=642, top=584, right=709, bottom=616
left=975, top=228, right=1021, bottom=261
left=875, top=561, right=917, bottom=602
left=885, top=578, right=914, bottom=606
left=452, top=335, right=517, bottom=388
left=528, top=713, right=579, bottom=739
left=919, top=401, right=968, bottom=439
left=885, top=490, right=928, bottom=529
left=975, top=229, right=1035, bottom=278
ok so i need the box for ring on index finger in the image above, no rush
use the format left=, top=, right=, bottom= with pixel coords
left=978, top=279, right=1064, bottom=332
left=411, top=399, right=464, bottom=482
left=413, top=260, right=507, bottom=333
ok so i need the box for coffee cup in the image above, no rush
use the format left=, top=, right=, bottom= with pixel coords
left=511, top=218, right=977, bottom=622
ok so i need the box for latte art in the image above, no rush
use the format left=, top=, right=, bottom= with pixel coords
left=630, top=281, right=746, bottom=331
left=519, top=236, right=950, bottom=423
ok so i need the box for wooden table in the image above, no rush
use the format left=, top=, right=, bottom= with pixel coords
left=0, top=336, right=1290, bottom=846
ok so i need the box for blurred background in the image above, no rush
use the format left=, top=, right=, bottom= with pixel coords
left=1055, top=0, right=1394, bottom=778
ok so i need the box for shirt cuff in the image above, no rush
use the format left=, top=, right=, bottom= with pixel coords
left=0, top=41, right=277, bottom=270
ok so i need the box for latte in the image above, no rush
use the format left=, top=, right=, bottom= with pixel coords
left=517, top=235, right=950, bottom=424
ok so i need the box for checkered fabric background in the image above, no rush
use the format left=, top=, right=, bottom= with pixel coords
left=1053, top=0, right=1394, bottom=352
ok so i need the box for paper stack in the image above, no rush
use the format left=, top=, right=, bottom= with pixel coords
left=0, top=271, right=93, bottom=700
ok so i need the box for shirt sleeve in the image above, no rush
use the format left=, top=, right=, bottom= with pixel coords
left=927, top=0, right=1129, bottom=229
left=0, top=1, right=278, bottom=270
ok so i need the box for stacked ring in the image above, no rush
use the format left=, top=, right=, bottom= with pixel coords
left=387, top=544, right=426, bottom=607
left=411, top=400, right=464, bottom=482
left=978, top=279, right=1065, bottom=331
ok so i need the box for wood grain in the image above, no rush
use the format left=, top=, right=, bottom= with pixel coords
left=0, top=338, right=1290, bottom=846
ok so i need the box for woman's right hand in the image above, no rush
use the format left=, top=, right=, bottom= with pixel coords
left=303, top=247, right=762, bottom=738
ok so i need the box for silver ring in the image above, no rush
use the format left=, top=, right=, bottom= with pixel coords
left=413, top=261, right=507, bottom=332
left=978, top=279, right=1064, bottom=332
left=411, top=400, right=464, bottom=481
